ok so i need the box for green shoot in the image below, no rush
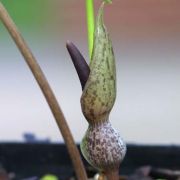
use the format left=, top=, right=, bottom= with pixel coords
left=86, top=0, right=95, bottom=59
left=86, top=0, right=112, bottom=60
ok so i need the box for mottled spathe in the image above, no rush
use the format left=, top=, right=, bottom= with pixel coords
left=81, top=2, right=116, bottom=125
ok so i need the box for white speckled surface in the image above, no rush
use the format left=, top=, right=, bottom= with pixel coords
left=81, top=121, right=126, bottom=170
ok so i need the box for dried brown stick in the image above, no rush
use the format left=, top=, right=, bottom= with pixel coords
left=0, top=2, right=87, bottom=180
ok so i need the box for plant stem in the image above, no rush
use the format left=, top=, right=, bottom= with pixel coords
left=105, top=169, right=119, bottom=180
left=86, top=0, right=95, bottom=59
left=0, top=2, right=88, bottom=180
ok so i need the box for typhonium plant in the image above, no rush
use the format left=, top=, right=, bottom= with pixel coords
left=0, top=0, right=126, bottom=179
left=67, top=1, right=126, bottom=179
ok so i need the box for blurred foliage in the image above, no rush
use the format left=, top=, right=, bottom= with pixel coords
left=0, top=0, right=49, bottom=28
left=40, top=174, right=58, bottom=180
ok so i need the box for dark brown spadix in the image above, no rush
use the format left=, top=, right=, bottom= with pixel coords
left=66, top=41, right=90, bottom=90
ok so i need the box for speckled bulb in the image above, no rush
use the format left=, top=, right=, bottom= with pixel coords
left=81, top=121, right=126, bottom=171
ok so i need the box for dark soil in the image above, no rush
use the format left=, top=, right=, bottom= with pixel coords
left=0, top=143, right=180, bottom=180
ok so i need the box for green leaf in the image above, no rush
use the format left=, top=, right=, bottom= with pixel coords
left=86, top=0, right=95, bottom=59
